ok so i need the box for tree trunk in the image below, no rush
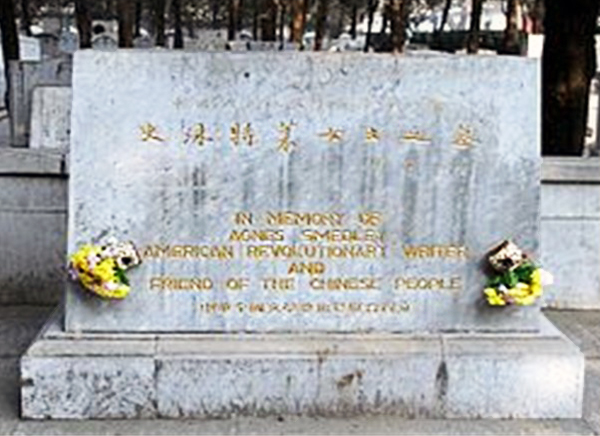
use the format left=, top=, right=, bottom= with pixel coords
left=500, top=0, right=520, bottom=54
left=75, top=0, right=92, bottom=48
left=279, top=2, right=286, bottom=44
left=349, top=0, right=358, bottom=39
left=0, top=0, right=19, bottom=110
left=437, top=0, right=451, bottom=33
left=211, top=0, right=220, bottom=29
left=154, top=0, right=166, bottom=46
left=228, top=0, right=238, bottom=40
left=389, top=0, right=406, bottom=53
left=261, top=0, right=277, bottom=41
left=20, top=0, right=31, bottom=35
left=186, top=0, right=197, bottom=39
left=542, top=0, right=600, bottom=155
left=173, top=0, right=184, bottom=48
left=314, top=0, right=328, bottom=50
left=252, top=0, right=258, bottom=39
left=237, top=0, right=245, bottom=31
left=364, top=0, right=377, bottom=52
left=532, top=0, right=544, bottom=33
left=134, top=0, right=142, bottom=37
left=379, top=1, right=389, bottom=37
left=301, top=0, right=308, bottom=44
left=105, top=0, right=115, bottom=19
left=466, top=0, right=483, bottom=54
left=117, top=0, right=134, bottom=47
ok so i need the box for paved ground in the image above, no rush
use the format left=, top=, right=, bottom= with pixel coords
left=0, top=306, right=598, bottom=435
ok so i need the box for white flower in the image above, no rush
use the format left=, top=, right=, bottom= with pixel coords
left=104, top=281, right=119, bottom=291
left=539, top=269, right=554, bottom=286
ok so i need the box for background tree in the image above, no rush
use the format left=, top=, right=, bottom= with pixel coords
left=348, top=0, right=358, bottom=39
left=500, top=0, right=520, bottom=54
left=134, top=0, right=143, bottom=37
left=542, top=0, right=600, bottom=155
left=466, top=0, right=483, bottom=53
left=289, top=0, right=305, bottom=43
left=531, top=0, right=544, bottom=33
left=75, top=0, right=92, bottom=48
left=227, top=0, right=239, bottom=40
left=278, top=1, right=286, bottom=44
left=363, top=0, right=377, bottom=51
left=389, top=0, right=407, bottom=52
left=261, top=0, right=277, bottom=41
left=117, top=0, right=134, bottom=47
left=314, top=0, right=330, bottom=50
left=153, top=0, right=166, bottom=46
left=433, top=0, right=451, bottom=45
left=172, top=0, right=184, bottom=48
left=19, top=0, right=32, bottom=35
left=0, top=0, right=19, bottom=110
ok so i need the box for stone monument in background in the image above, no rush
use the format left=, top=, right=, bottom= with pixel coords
left=21, top=51, right=584, bottom=419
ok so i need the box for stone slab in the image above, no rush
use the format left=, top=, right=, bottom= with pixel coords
left=0, top=177, right=67, bottom=305
left=8, top=58, right=72, bottom=147
left=542, top=158, right=600, bottom=184
left=9, top=417, right=594, bottom=436
left=21, top=356, right=157, bottom=420
left=546, top=310, right=600, bottom=359
left=542, top=184, right=600, bottom=219
left=0, top=37, right=41, bottom=110
left=66, top=51, right=540, bottom=333
left=0, top=148, right=66, bottom=175
left=541, top=220, right=600, bottom=309
left=21, top=311, right=584, bottom=420
left=29, top=86, right=71, bottom=150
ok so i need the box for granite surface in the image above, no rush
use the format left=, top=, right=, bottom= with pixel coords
left=66, top=51, right=540, bottom=332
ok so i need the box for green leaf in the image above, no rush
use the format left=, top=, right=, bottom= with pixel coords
left=114, top=267, right=130, bottom=286
left=514, top=262, right=536, bottom=284
left=505, top=270, right=519, bottom=288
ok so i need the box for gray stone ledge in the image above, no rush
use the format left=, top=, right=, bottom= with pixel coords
left=542, top=158, right=600, bottom=184
left=21, top=311, right=584, bottom=420
left=0, top=148, right=67, bottom=176
left=0, top=153, right=597, bottom=185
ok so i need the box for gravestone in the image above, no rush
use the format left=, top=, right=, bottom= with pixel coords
left=21, top=51, right=584, bottom=420
left=8, top=57, right=72, bottom=147
left=29, top=86, right=71, bottom=150
left=92, top=34, right=118, bottom=51
left=0, top=36, right=41, bottom=110
left=58, top=31, right=79, bottom=55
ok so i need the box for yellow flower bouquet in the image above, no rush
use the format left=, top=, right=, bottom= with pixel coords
left=483, top=240, right=552, bottom=307
left=68, top=239, right=141, bottom=299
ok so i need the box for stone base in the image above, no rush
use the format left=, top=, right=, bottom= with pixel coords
left=21, top=311, right=584, bottom=420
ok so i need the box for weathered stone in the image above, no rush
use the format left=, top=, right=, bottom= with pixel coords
left=66, top=51, right=540, bottom=333
left=20, top=310, right=584, bottom=420
left=21, top=356, right=157, bottom=419
left=0, top=37, right=41, bottom=110
left=541, top=159, right=600, bottom=309
left=0, top=152, right=67, bottom=304
left=8, top=58, right=72, bottom=147
left=29, top=86, right=71, bottom=150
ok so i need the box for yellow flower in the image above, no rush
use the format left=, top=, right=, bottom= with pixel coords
left=530, top=268, right=542, bottom=286
left=515, top=294, right=537, bottom=306
left=484, top=287, right=506, bottom=306
left=530, top=282, right=543, bottom=297
left=507, top=283, right=530, bottom=299
left=93, top=258, right=117, bottom=283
